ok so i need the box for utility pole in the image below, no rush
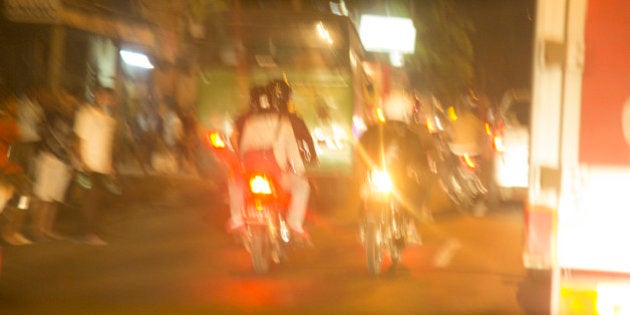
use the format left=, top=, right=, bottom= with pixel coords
left=47, top=25, right=66, bottom=89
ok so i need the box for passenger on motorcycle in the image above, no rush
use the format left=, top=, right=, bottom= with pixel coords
left=267, top=79, right=318, bottom=168
left=227, top=80, right=311, bottom=242
left=224, top=85, right=267, bottom=234
left=356, top=91, right=435, bottom=242
left=445, top=93, right=486, bottom=157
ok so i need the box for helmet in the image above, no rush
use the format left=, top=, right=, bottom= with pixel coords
left=249, top=85, right=271, bottom=112
left=383, top=92, right=413, bottom=123
left=267, top=79, right=292, bottom=112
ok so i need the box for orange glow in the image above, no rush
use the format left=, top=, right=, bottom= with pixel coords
left=254, top=199, right=264, bottom=211
left=462, top=154, right=476, bottom=169
left=447, top=106, right=458, bottom=121
left=484, top=122, right=492, bottom=135
left=209, top=132, right=226, bottom=149
left=376, top=107, right=385, bottom=123
left=426, top=118, right=436, bottom=133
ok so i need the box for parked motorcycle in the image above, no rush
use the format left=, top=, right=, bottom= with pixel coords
left=359, top=168, right=413, bottom=275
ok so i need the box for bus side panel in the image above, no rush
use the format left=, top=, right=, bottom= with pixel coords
left=196, top=69, right=357, bottom=176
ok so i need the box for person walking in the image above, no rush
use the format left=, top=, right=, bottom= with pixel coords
left=31, top=88, right=78, bottom=241
left=72, top=85, right=118, bottom=245
left=0, top=91, right=32, bottom=245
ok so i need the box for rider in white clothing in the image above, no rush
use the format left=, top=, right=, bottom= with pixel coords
left=228, top=81, right=311, bottom=239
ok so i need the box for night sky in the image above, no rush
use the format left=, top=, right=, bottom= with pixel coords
left=458, top=0, right=536, bottom=103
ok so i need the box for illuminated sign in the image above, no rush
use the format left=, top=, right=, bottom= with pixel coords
left=359, top=15, right=416, bottom=53
left=120, top=50, right=154, bottom=69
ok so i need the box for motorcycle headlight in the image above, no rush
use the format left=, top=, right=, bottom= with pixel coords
left=369, top=169, right=393, bottom=194
left=249, top=174, right=273, bottom=195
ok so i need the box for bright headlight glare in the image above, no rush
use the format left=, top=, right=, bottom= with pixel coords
left=369, top=170, right=393, bottom=193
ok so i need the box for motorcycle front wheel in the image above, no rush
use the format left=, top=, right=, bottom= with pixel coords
left=250, top=225, right=271, bottom=274
left=364, top=220, right=383, bottom=275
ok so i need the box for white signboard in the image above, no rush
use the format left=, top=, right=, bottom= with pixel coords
left=359, top=14, right=416, bottom=53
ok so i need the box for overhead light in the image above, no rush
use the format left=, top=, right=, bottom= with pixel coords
left=120, top=50, right=154, bottom=69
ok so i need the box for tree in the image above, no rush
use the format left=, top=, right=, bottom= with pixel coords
left=407, top=0, right=475, bottom=106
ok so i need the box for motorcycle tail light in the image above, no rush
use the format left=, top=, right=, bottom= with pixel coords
left=369, top=169, right=393, bottom=194
left=208, top=131, right=226, bottom=149
left=249, top=175, right=273, bottom=195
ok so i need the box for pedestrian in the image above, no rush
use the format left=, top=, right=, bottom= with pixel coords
left=136, top=101, right=159, bottom=173
left=15, top=87, right=45, bottom=179
left=72, top=85, right=118, bottom=245
left=31, top=88, right=78, bottom=241
left=160, top=97, right=184, bottom=172
left=0, top=91, right=32, bottom=245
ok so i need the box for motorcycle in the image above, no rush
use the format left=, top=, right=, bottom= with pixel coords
left=240, top=170, right=291, bottom=274
left=359, top=168, right=413, bottom=275
left=426, top=112, right=487, bottom=214
left=207, top=131, right=291, bottom=274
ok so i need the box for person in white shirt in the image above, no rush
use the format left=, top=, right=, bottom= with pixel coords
left=228, top=81, right=311, bottom=242
left=72, top=85, right=117, bottom=245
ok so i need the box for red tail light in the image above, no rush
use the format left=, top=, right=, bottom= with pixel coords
left=249, top=174, right=273, bottom=195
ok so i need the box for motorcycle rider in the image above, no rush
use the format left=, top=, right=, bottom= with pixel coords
left=356, top=91, right=435, bottom=243
left=267, top=79, right=318, bottom=168
left=224, top=85, right=268, bottom=234
left=227, top=80, right=312, bottom=242
left=444, top=91, right=490, bottom=215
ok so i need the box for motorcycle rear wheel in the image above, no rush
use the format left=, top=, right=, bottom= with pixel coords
left=365, top=221, right=383, bottom=275
left=250, top=226, right=271, bottom=274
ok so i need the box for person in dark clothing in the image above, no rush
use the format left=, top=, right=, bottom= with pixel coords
left=356, top=92, right=436, bottom=242
left=267, top=79, right=318, bottom=167
left=32, top=88, right=77, bottom=241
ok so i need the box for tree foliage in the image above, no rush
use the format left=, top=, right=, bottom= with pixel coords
left=408, top=0, right=475, bottom=105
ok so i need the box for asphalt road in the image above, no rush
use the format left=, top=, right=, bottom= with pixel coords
left=0, top=175, right=542, bottom=314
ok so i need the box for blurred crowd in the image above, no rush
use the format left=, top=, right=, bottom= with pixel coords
left=0, top=84, right=199, bottom=246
